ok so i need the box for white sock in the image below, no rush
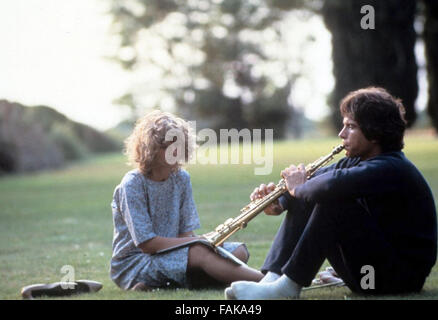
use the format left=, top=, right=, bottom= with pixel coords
left=259, top=271, right=281, bottom=283
left=231, top=274, right=302, bottom=300
left=224, top=287, right=236, bottom=300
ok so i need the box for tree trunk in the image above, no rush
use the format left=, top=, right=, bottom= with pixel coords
left=424, top=0, right=438, bottom=133
left=322, top=0, right=418, bottom=132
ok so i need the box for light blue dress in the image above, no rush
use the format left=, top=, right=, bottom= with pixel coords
left=110, top=168, right=242, bottom=290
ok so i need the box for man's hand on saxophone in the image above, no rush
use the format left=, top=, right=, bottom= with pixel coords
left=250, top=182, right=284, bottom=216
left=281, top=163, right=307, bottom=197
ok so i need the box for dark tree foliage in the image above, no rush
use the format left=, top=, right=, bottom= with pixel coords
left=109, top=0, right=311, bottom=138
left=322, top=0, right=418, bottom=131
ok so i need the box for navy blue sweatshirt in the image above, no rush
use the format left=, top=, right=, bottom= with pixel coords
left=280, top=151, right=437, bottom=274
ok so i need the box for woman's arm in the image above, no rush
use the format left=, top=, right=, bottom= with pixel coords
left=178, top=231, right=196, bottom=237
left=138, top=234, right=201, bottom=254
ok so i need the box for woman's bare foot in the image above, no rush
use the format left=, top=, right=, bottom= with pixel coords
left=131, top=282, right=153, bottom=292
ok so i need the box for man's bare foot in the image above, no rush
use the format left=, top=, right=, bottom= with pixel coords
left=312, top=267, right=343, bottom=285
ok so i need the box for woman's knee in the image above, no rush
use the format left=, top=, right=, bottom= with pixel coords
left=232, top=244, right=250, bottom=263
left=188, top=244, right=214, bottom=267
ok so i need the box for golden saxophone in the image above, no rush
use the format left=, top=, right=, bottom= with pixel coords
left=155, top=145, right=345, bottom=265
left=202, top=144, right=345, bottom=247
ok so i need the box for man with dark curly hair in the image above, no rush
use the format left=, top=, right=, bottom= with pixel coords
left=227, top=87, right=437, bottom=299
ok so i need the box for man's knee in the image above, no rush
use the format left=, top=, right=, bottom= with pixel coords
left=310, top=201, right=369, bottom=229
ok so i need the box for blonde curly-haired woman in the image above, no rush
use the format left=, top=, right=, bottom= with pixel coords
left=110, top=111, right=263, bottom=291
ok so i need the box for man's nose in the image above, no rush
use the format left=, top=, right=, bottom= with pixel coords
left=338, top=127, right=346, bottom=139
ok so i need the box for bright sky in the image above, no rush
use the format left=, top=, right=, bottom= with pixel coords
left=13, top=1, right=432, bottom=133
left=0, top=1, right=429, bottom=132
left=0, top=0, right=133, bottom=130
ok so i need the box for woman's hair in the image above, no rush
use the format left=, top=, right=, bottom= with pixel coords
left=125, top=110, right=196, bottom=176
left=340, top=87, right=407, bottom=152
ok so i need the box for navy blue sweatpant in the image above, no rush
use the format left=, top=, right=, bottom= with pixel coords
left=261, top=199, right=426, bottom=294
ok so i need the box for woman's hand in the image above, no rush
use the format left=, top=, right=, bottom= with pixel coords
left=250, top=182, right=284, bottom=216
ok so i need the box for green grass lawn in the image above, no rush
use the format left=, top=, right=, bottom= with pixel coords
left=1, top=135, right=438, bottom=300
